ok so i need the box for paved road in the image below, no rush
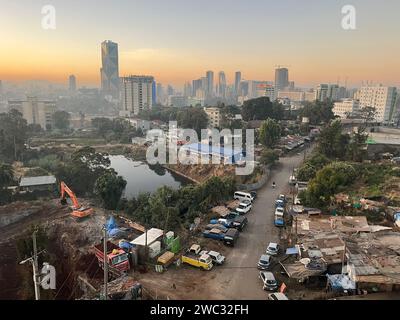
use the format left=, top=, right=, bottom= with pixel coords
left=209, top=152, right=306, bottom=299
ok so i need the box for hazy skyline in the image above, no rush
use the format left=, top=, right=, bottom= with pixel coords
left=1, top=0, right=400, bottom=88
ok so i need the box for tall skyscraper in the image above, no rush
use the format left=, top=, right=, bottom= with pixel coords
left=100, top=40, right=119, bottom=99
left=275, top=67, right=289, bottom=91
left=156, top=83, right=164, bottom=104
left=0, top=80, right=3, bottom=96
left=206, top=71, right=214, bottom=97
left=218, top=71, right=227, bottom=98
left=192, top=79, right=202, bottom=96
left=234, top=72, right=242, bottom=95
left=184, top=82, right=192, bottom=98
left=121, top=75, right=154, bottom=116
left=68, top=75, right=77, bottom=92
left=316, top=84, right=329, bottom=101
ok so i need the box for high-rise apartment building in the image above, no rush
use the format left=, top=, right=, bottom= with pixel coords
left=192, top=79, right=202, bottom=97
left=184, top=82, right=192, bottom=98
left=100, top=40, right=119, bottom=98
left=275, top=67, right=289, bottom=91
left=218, top=72, right=227, bottom=98
left=121, top=76, right=154, bottom=116
left=206, top=71, right=214, bottom=97
left=204, top=107, right=222, bottom=128
left=69, top=75, right=77, bottom=92
left=356, top=86, right=397, bottom=123
left=8, top=97, right=56, bottom=130
left=333, top=99, right=360, bottom=119
left=316, top=84, right=329, bottom=101
left=234, top=72, right=242, bottom=95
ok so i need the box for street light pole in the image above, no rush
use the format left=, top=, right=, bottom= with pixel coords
left=103, top=226, right=108, bottom=300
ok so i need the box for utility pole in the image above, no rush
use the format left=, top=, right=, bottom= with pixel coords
left=32, top=231, right=41, bottom=301
left=103, top=226, right=108, bottom=300
left=19, top=230, right=44, bottom=300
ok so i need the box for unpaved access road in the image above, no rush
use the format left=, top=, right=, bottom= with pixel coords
left=201, top=152, right=306, bottom=299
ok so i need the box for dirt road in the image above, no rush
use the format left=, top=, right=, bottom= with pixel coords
left=203, top=152, right=306, bottom=299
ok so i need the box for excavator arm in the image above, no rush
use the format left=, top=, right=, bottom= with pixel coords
left=60, top=181, right=81, bottom=209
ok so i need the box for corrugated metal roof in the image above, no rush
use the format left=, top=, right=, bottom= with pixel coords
left=19, top=176, right=56, bottom=187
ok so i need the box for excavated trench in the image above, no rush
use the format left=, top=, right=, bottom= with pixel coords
left=0, top=201, right=107, bottom=300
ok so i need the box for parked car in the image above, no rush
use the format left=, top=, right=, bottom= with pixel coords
left=278, top=194, right=286, bottom=202
left=294, top=195, right=302, bottom=205
left=236, top=202, right=252, bottom=215
left=259, top=271, right=278, bottom=291
left=274, top=206, right=284, bottom=216
left=201, top=250, right=225, bottom=265
left=268, top=293, right=289, bottom=300
left=205, top=224, right=228, bottom=232
left=275, top=199, right=285, bottom=208
left=202, top=228, right=226, bottom=240
left=266, top=242, right=279, bottom=256
left=234, top=191, right=254, bottom=203
left=257, top=254, right=271, bottom=270
left=250, top=191, right=257, bottom=199
left=223, top=228, right=240, bottom=246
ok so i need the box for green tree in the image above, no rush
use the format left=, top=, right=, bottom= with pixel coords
left=94, top=171, right=127, bottom=210
left=241, top=97, right=284, bottom=121
left=297, top=153, right=331, bottom=181
left=91, top=117, right=113, bottom=139
left=177, top=107, right=209, bottom=136
left=299, top=100, right=334, bottom=125
left=259, top=118, right=281, bottom=147
left=317, top=120, right=350, bottom=159
left=55, top=147, right=111, bottom=196
left=0, top=163, right=14, bottom=204
left=260, top=148, right=280, bottom=166
left=53, top=111, right=71, bottom=130
left=300, top=162, right=356, bottom=208
left=0, top=110, right=28, bottom=161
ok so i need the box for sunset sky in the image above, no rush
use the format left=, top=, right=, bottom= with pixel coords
left=1, top=0, right=399, bottom=88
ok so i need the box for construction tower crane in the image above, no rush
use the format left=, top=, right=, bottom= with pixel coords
left=60, top=181, right=94, bottom=219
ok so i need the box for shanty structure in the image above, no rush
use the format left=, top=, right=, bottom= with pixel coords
left=19, top=175, right=57, bottom=192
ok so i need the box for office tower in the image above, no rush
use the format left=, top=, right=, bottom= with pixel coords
left=234, top=72, right=242, bottom=95
left=156, top=83, right=164, bottom=105
left=275, top=67, right=289, bottom=91
left=356, top=86, right=397, bottom=123
left=265, top=85, right=276, bottom=101
left=100, top=40, right=119, bottom=98
left=167, top=85, right=174, bottom=96
left=184, top=82, right=192, bottom=98
left=68, top=75, right=77, bottom=92
left=8, top=97, right=56, bottom=130
left=238, top=81, right=249, bottom=97
left=316, top=84, right=329, bottom=101
left=206, top=71, right=214, bottom=97
left=192, top=79, right=202, bottom=96
left=0, top=80, right=3, bottom=96
left=121, top=75, right=155, bottom=116
left=327, top=84, right=339, bottom=101
left=200, top=77, right=208, bottom=92
left=218, top=71, right=226, bottom=98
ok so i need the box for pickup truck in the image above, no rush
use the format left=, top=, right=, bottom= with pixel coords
left=223, top=228, right=240, bottom=247
left=200, top=250, right=225, bottom=265
left=205, top=223, right=228, bottom=233
left=181, top=245, right=213, bottom=270
left=210, top=213, right=248, bottom=231
left=94, top=241, right=130, bottom=272
left=202, top=228, right=226, bottom=240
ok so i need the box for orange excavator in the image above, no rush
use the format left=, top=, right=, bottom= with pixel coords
left=60, top=181, right=94, bottom=219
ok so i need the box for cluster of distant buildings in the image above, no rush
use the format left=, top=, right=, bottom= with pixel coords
left=1, top=39, right=400, bottom=130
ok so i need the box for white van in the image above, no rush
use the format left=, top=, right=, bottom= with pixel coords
left=234, top=191, right=254, bottom=203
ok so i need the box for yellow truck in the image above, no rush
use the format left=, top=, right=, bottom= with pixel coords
left=181, top=244, right=213, bottom=271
